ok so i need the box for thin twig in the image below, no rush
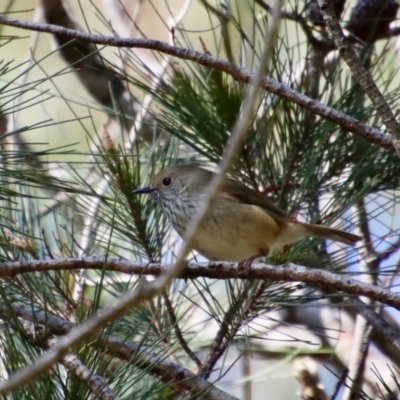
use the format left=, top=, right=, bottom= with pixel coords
left=342, top=318, right=372, bottom=400
left=376, top=236, right=400, bottom=264
left=162, top=290, right=202, bottom=369
left=342, top=200, right=377, bottom=398
left=199, top=0, right=234, bottom=63
left=329, top=368, right=348, bottom=400
left=200, top=281, right=268, bottom=379
left=0, top=15, right=394, bottom=152
left=200, top=282, right=252, bottom=378
left=254, top=0, right=328, bottom=47
left=199, top=0, right=230, bottom=22
left=356, top=199, right=375, bottom=256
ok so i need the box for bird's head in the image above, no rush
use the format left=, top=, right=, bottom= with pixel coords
left=132, top=165, right=214, bottom=206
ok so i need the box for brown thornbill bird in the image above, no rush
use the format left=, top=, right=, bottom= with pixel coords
left=132, top=165, right=361, bottom=262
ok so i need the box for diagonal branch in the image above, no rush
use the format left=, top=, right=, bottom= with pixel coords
left=162, top=291, right=202, bottom=369
left=200, top=281, right=266, bottom=378
left=17, top=317, right=119, bottom=400
left=341, top=199, right=377, bottom=398
left=105, top=339, right=238, bottom=400
left=11, top=306, right=239, bottom=400
left=317, top=0, right=400, bottom=157
left=0, top=15, right=394, bottom=152
left=0, top=269, right=176, bottom=395
left=60, top=353, right=119, bottom=400
left=345, top=298, right=400, bottom=354
left=254, top=0, right=333, bottom=48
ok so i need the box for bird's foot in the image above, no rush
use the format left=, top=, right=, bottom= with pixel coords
left=238, top=256, right=256, bottom=274
left=238, top=249, right=269, bottom=276
left=238, top=254, right=260, bottom=276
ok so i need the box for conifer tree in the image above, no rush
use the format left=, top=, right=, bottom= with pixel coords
left=0, top=1, right=399, bottom=398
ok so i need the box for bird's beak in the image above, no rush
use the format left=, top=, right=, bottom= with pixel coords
left=132, top=187, right=155, bottom=195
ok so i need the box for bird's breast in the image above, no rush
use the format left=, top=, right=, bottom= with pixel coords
left=169, top=196, right=284, bottom=262
left=162, top=197, right=199, bottom=237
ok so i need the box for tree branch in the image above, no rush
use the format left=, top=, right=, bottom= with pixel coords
left=317, top=0, right=400, bottom=157
left=0, top=256, right=186, bottom=395
left=345, top=298, right=400, bottom=354
left=1, top=257, right=400, bottom=309
left=0, top=15, right=394, bottom=152
left=162, top=291, right=202, bottom=369
left=60, top=353, right=119, bottom=400
left=11, top=306, right=239, bottom=400
left=341, top=200, right=377, bottom=398
left=16, top=316, right=118, bottom=400
left=254, top=0, right=333, bottom=49
left=200, top=282, right=266, bottom=378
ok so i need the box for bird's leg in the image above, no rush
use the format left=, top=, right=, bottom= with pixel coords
left=238, top=256, right=257, bottom=273
left=289, top=208, right=300, bottom=221
left=238, top=249, right=269, bottom=274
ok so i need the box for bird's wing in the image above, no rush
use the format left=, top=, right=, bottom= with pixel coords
left=223, top=178, right=287, bottom=220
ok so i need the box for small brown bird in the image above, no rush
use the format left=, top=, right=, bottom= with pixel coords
left=133, top=165, right=361, bottom=262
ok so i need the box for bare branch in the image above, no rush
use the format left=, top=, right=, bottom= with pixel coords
left=60, top=353, right=119, bottom=400
left=0, top=257, right=186, bottom=395
left=0, top=15, right=394, bottom=152
left=14, top=314, right=118, bottom=399
left=40, top=0, right=131, bottom=114
left=345, top=298, right=400, bottom=354
left=2, top=257, right=400, bottom=310
left=104, top=339, right=239, bottom=400
left=12, top=306, right=239, bottom=400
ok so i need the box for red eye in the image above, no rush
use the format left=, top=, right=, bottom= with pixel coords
left=162, top=177, right=172, bottom=186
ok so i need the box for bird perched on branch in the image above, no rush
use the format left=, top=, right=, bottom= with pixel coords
left=133, top=165, right=361, bottom=262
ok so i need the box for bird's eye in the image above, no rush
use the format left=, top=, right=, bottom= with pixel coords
left=162, top=177, right=172, bottom=187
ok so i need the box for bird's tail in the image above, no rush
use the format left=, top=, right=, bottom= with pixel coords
left=300, top=222, right=361, bottom=246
